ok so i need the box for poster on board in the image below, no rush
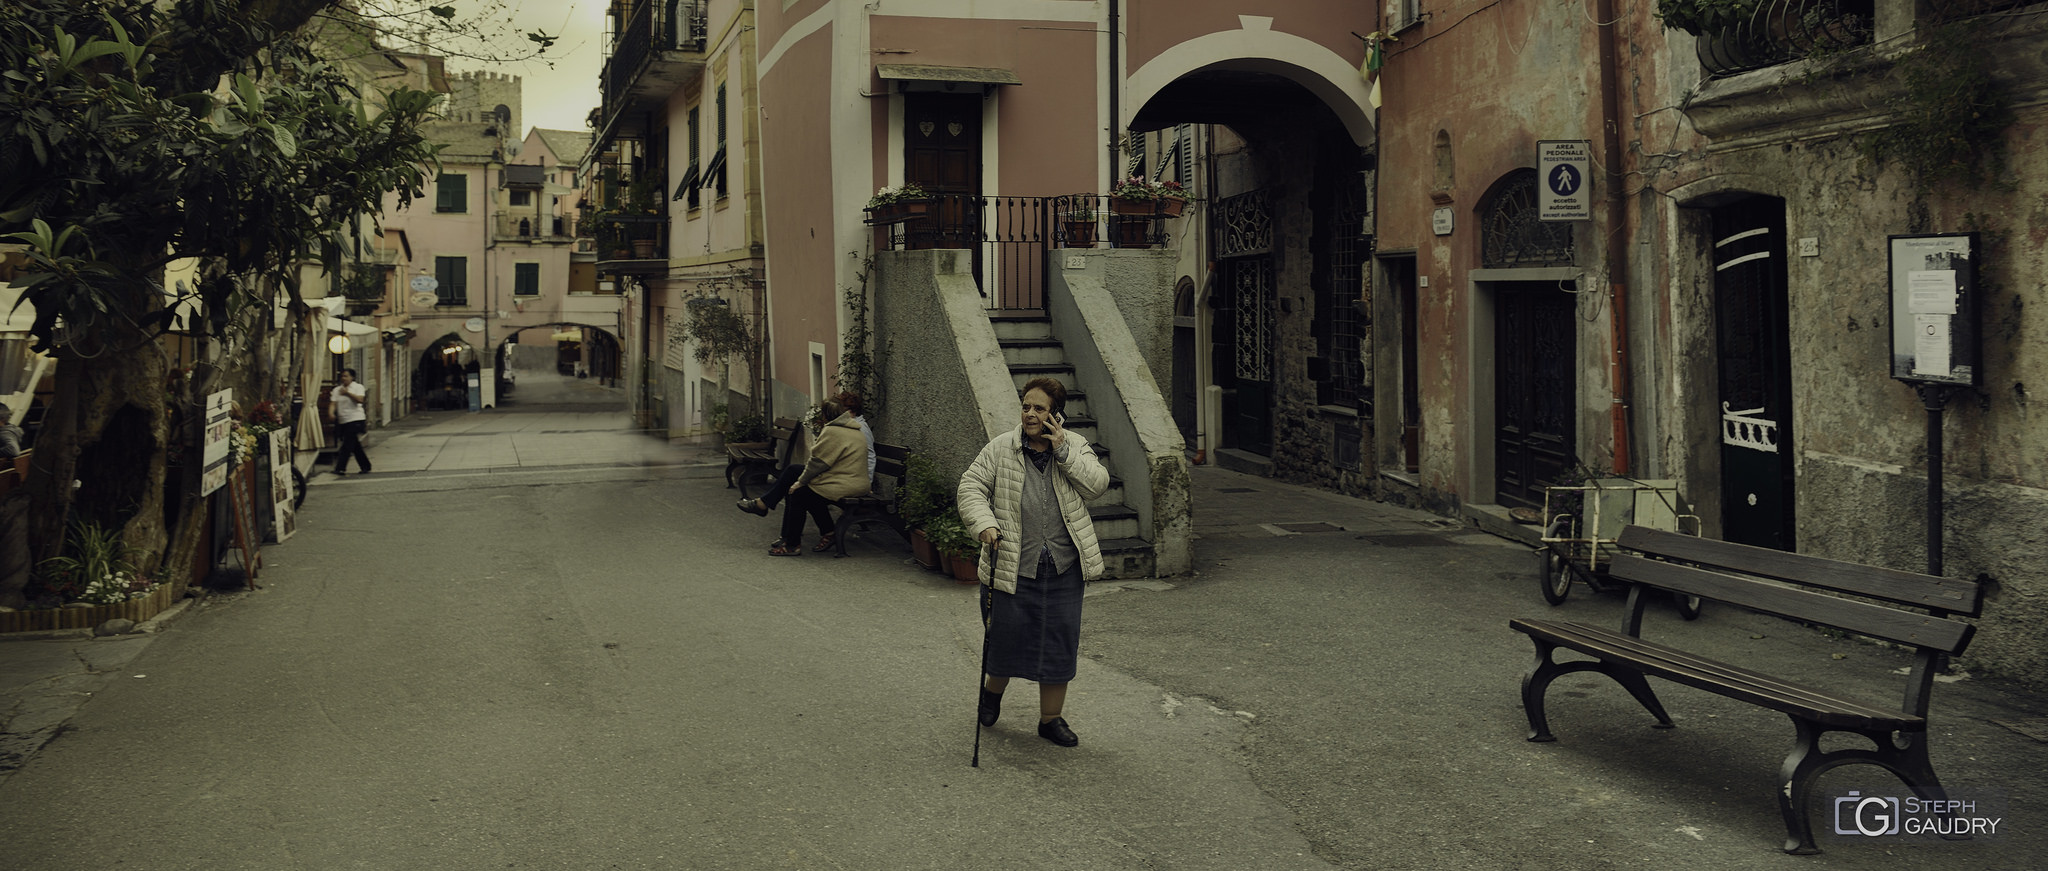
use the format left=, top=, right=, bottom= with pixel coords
left=201, top=389, right=232, bottom=496
left=268, top=429, right=296, bottom=542
left=1888, top=234, right=1979, bottom=386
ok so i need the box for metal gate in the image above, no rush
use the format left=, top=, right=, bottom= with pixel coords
left=1713, top=197, right=1795, bottom=550
left=1494, top=283, right=1577, bottom=510
left=1212, top=190, right=1275, bottom=456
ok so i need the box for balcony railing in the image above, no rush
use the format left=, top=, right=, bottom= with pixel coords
left=1697, top=0, right=1875, bottom=78
left=600, top=0, right=708, bottom=136
left=591, top=215, right=669, bottom=273
left=868, top=194, right=1190, bottom=311
left=495, top=214, right=576, bottom=241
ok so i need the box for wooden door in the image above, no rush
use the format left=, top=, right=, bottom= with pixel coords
left=1713, top=197, right=1796, bottom=550
left=1495, top=283, right=1577, bottom=510
left=904, top=94, right=981, bottom=251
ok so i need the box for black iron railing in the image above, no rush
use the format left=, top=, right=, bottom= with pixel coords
left=1697, top=0, right=1874, bottom=78
left=602, top=1, right=708, bottom=121
left=869, top=194, right=1188, bottom=311
left=590, top=215, right=669, bottom=266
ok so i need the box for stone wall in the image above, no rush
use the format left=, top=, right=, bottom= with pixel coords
left=1645, top=13, right=2048, bottom=686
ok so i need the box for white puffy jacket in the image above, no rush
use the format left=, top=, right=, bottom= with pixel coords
left=957, top=427, right=1111, bottom=591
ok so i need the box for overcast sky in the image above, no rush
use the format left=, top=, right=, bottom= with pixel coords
left=448, top=1, right=609, bottom=134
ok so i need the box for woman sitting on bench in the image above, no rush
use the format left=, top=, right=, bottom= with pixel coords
left=757, top=397, right=870, bottom=556
left=736, top=391, right=875, bottom=517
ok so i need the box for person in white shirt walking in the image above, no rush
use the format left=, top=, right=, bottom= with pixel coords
left=328, top=368, right=372, bottom=475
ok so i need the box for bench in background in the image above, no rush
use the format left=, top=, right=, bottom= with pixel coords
left=725, top=417, right=799, bottom=499
left=1510, top=524, right=1984, bottom=854
left=828, top=442, right=909, bottom=558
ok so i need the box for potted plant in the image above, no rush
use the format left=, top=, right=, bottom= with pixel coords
left=1062, top=205, right=1099, bottom=248
left=1654, top=0, right=1761, bottom=35
left=1109, top=176, right=1191, bottom=217
left=898, top=454, right=951, bottom=570
left=924, top=509, right=980, bottom=583
left=864, top=183, right=930, bottom=224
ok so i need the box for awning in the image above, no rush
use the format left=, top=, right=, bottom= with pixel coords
left=325, top=316, right=375, bottom=336
left=876, top=64, right=1020, bottom=92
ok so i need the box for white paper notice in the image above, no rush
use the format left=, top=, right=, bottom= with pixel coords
left=1913, top=314, right=1951, bottom=377
left=1908, top=270, right=1957, bottom=314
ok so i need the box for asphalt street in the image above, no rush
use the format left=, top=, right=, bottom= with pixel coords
left=1, top=369, right=2044, bottom=869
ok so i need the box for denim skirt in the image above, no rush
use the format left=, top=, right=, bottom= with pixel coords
left=981, top=550, right=1083, bottom=683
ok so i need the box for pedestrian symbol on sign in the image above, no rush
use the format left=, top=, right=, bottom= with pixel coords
left=1549, top=164, right=1581, bottom=197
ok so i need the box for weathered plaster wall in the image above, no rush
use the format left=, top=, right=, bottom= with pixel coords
left=1637, top=15, right=2048, bottom=685
left=1049, top=248, right=1192, bottom=576
left=872, top=250, right=1016, bottom=483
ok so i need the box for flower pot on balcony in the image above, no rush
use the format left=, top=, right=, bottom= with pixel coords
left=1157, top=198, right=1187, bottom=218
left=1113, top=218, right=1153, bottom=249
left=632, top=239, right=657, bottom=258
left=1062, top=220, right=1097, bottom=248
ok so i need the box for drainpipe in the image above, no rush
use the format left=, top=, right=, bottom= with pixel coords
left=1107, top=0, right=1120, bottom=183
left=1596, top=0, right=1632, bottom=475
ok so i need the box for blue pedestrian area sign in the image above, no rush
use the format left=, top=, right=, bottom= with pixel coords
left=1538, top=140, right=1592, bottom=222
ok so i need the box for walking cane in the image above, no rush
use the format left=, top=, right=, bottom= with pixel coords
left=972, top=533, right=998, bottom=767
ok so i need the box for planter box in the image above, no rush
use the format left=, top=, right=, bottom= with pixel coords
left=0, top=583, right=178, bottom=634
left=1109, top=197, right=1153, bottom=216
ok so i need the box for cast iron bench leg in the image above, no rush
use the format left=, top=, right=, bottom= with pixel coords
left=1777, top=718, right=1958, bottom=855
left=1521, top=639, right=1675, bottom=742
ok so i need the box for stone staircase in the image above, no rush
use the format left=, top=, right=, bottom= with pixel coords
left=992, top=313, right=1154, bottom=578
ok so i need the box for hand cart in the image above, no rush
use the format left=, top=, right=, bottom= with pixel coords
left=1538, top=477, right=1704, bottom=619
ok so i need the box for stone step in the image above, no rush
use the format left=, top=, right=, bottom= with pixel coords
left=999, top=339, right=1065, bottom=367
left=1096, top=537, right=1156, bottom=580
left=1088, top=504, right=1141, bottom=540
left=1009, top=363, right=1075, bottom=392
left=990, top=315, right=1054, bottom=342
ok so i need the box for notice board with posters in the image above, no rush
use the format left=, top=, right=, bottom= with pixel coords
left=1889, top=233, right=1980, bottom=386
left=201, top=389, right=232, bottom=496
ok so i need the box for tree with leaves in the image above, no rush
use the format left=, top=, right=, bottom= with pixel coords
left=0, top=0, right=459, bottom=603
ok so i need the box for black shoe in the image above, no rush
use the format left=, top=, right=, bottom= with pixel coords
left=332, top=469, right=347, bottom=476
left=978, top=688, right=1002, bottom=727
left=360, top=466, right=371, bottom=474
left=736, top=499, right=769, bottom=517
left=1038, top=717, right=1078, bottom=747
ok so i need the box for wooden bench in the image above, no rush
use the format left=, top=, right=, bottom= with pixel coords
left=827, top=442, right=910, bottom=558
left=1510, top=525, right=1984, bottom=854
left=725, top=417, right=799, bottom=498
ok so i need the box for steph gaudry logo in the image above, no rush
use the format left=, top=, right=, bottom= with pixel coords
left=1831, top=789, right=2007, bottom=841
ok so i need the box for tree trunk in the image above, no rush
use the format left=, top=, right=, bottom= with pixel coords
left=24, top=295, right=172, bottom=582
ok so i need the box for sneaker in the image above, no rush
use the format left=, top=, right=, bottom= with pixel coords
left=1038, top=716, right=1078, bottom=747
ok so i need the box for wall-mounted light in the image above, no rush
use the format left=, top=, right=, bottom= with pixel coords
left=328, top=335, right=352, bottom=354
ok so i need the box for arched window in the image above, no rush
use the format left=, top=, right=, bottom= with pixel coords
left=1480, top=169, right=1574, bottom=268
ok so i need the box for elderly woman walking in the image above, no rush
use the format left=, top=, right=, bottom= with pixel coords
left=957, top=377, right=1109, bottom=747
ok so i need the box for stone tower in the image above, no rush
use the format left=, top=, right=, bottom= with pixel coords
left=446, top=70, right=523, bottom=137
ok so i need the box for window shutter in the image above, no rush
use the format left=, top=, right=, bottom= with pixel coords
left=436, top=173, right=467, bottom=213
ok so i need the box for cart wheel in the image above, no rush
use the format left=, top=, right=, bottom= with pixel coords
left=1676, top=592, right=1703, bottom=621
left=1540, top=547, right=1574, bottom=605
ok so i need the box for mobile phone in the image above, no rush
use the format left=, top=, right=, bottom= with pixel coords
left=1053, top=412, right=1065, bottom=426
